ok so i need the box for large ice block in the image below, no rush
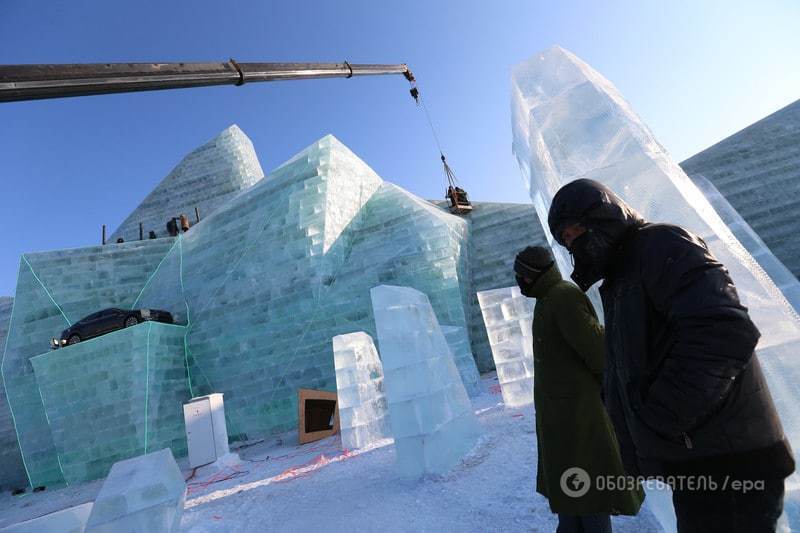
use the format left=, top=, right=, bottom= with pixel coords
left=439, top=325, right=482, bottom=397
left=85, top=448, right=186, bottom=533
left=332, top=332, right=391, bottom=449
left=511, top=44, right=800, bottom=532
left=476, top=286, right=535, bottom=408
left=371, top=285, right=481, bottom=477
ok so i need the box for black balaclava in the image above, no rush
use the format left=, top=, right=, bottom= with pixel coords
left=514, top=246, right=554, bottom=297
left=547, top=179, right=645, bottom=292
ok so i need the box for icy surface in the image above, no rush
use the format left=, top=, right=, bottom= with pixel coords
left=440, top=326, right=482, bottom=397
left=332, top=332, right=392, bottom=450
left=0, top=374, right=661, bottom=533
left=371, top=285, right=481, bottom=477
left=85, top=448, right=186, bottom=533
left=511, top=44, right=800, bottom=532
left=477, top=287, right=534, bottom=408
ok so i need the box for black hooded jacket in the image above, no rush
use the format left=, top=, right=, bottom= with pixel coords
left=549, top=179, right=794, bottom=478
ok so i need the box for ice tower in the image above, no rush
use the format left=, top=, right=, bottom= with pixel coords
left=511, top=45, right=800, bottom=530
left=371, top=285, right=481, bottom=477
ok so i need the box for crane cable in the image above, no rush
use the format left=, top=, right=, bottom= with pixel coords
left=408, top=82, right=461, bottom=191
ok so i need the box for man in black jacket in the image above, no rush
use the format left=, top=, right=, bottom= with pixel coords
left=547, top=179, right=794, bottom=533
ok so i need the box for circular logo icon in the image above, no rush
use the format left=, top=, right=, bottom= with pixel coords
left=560, top=467, right=590, bottom=498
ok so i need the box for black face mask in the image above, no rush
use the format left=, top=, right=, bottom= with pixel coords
left=568, top=229, right=615, bottom=292
left=515, top=274, right=538, bottom=298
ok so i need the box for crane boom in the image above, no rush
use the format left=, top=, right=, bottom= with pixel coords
left=0, top=60, right=415, bottom=103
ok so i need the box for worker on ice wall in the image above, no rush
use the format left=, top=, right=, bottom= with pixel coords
left=547, top=179, right=795, bottom=533
left=514, top=246, right=643, bottom=533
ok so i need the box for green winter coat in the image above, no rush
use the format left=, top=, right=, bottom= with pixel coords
left=530, top=265, right=643, bottom=516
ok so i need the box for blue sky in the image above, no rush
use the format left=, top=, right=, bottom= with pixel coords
left=1, top=1, right=799, bottom=296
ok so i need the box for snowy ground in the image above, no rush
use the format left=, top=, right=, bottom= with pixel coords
left=0, top=373, right=660, bottom=532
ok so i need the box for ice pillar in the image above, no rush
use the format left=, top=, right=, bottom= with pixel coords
left=332, top=332, right=392, bottom=450
left=477, top=286, right=535, bottom=408
left=511, top=44, right=800, bottom=531
left=370, top=285, right=481, bottom=477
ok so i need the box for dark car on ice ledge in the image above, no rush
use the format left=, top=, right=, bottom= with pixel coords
left=51, top=308, right=174, bottom=349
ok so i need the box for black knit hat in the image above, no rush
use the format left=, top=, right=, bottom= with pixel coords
left=514, top=246, right=554, bottom=278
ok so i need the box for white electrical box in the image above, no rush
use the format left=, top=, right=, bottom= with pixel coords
left=183, top=393, right=230, bottom=468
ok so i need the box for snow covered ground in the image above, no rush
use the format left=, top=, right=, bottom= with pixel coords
left=0, top=373, right=660, bottom=532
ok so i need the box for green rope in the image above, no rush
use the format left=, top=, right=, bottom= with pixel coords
left=131, top=237, right=181, bottom=309
left=22, top=255, right=71, bottom=326
left=35, top=384, right=67, bottom=485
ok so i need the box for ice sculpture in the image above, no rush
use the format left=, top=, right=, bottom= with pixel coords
left=371, top=285, right=481, bottom=477
left=440, top=325, right=482, bottom=397
left=332, top=332, right=391, bottom=449
left=511, top=44, right=800, bottom=532
left=476, top=286, right=534, bottom=408
left=85, top=448, right=186, bottom=533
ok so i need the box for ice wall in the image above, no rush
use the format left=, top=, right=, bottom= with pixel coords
left=371, top=285, right=481, bottom=477
left=1, top=239, right=181, bottom=487
left=680, top=99, right=800, bottom=281
left=477, top=287, right=534, bottom=408
left=511, top=45, right=800, bottom=530
left=0, top=296, right=27, bottom=491
left=332, top=332, right=391, bottom=450
left=30, top=323, right=190, bottom=485
left=110, top=125, right=264, bottom=242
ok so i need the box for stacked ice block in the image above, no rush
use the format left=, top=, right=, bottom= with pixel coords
left=477, top=287, right=535, bottom=408
left=371, top=285, right=480, bottom=477
left=332, top=332, right=392, bottom=450
left=511, top=44, right=800, bottom=533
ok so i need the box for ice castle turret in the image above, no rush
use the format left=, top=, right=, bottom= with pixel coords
left=110, top=125, right=264, bottom=242
left=511, top=44, right=800, bottom=531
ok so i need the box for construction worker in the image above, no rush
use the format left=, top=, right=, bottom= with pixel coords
left=515, top=245, right=643, bottom=533
left=547, top=179, right=794, bottom=533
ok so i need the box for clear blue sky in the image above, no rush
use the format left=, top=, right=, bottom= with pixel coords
left=1, top=1, right=799, bottom=296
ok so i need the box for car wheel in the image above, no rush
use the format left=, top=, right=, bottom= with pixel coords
left=124, top=316, right=139, bottom=328
left=68, top=334, right=81, bottom=345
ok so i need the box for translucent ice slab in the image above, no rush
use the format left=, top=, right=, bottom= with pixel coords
left=371, top=285, right=481, bottom=477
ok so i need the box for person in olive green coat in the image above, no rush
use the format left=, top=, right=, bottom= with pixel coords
left=514, top=246, right=643, bottom=533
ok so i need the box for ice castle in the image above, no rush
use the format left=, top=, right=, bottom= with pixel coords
left=0, top=126, right=545, bottom=489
